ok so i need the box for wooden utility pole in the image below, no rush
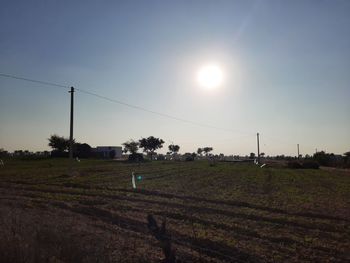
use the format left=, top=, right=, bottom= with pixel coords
left=257, top=132, right=260, bottom=164
left=69, top=87, right=74, bottom=160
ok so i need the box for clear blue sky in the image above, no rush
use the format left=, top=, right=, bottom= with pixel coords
left=1, top=0, right=349, bottom=156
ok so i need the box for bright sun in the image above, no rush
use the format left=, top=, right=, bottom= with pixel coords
left=197, top=64, right=223, bottom=89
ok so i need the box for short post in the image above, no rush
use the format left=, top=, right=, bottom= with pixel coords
left=131, top=172, right=136, bottom=189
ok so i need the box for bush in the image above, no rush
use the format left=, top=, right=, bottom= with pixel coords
left=302, top=161, right=319, bottom=169
left=287, top=160, right=319, bottom=169
left=157, top=154, right=165, bottom=161
left=185, top=156, right=194, bottom=161
left=128, top=153, right=144, bottom=162
left=50, top=150, right=69, bottom=158
left=287, top=161, right=302, bottom=169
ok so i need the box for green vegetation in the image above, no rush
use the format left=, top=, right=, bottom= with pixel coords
left=0, top=159, right=349, bottom=262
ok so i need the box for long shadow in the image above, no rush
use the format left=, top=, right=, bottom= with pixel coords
left=65, top=205, right=262, bottom=263
left=1, top=181, right=345, bottom=224
left=4, top=190, right=346, bottom=260
left=117, top=188, right=350, bottom=223
left=5, top=190, right=345, bottom=252
left=152, top=211, right=344, bottom=256
left=1, top=184, right=346, bottom=234
left=0, top=184, right=344, bottom=233
left=3, top=186, right=349, bottom=261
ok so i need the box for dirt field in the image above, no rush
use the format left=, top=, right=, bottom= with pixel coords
left=0, top=159, right=349, bottom=262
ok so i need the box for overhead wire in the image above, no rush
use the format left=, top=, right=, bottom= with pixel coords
left=1, top=72, right=315, bottom=153
left=0, top=72, right=69, bottom=89
left=76, top=88, right=254, bottom=135
left=0, top=72, right=254, bottom=136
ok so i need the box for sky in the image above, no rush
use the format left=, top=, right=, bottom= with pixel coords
left=0, top=0, right=349, bottom=156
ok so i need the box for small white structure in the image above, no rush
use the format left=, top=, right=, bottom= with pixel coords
left=94, top=146, right=122, bottom=159
left=131, top=172, right=136, bottom=189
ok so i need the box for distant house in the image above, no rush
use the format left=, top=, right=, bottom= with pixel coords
left=92, top=146, right=122, bottom=159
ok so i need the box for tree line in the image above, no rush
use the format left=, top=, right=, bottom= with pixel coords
left=46, top=134, right=218, bottom=161
left=2, top=135, right=349, bottom=168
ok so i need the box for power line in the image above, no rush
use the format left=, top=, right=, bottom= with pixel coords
left=76, top=88, right=254, bottom=136
left=0, top=72, right=254, bottom=136
left=0, top=72, right=69, bottom=89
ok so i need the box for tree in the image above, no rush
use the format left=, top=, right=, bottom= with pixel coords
left=48, top=135, right=71, bottom=153
left=139, top=136, right=164, bottom=160
left=202, top=147, right=213, bottom=156
left=122, top=140, right=139, bottom=154
left=197, top=148, right=203, bottom=156
left=168, top=144, right=180, bottom=156
left=249, top=152, right=255, bottom=159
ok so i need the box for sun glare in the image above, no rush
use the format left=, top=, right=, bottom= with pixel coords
left=197, top=64, right=223, bottom=89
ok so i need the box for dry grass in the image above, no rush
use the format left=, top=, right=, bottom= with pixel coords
left=0, top=159, right=349, bottom=262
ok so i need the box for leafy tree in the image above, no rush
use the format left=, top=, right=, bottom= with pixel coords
left=168, top=144, right=180, bottom=155
left=48, top=135, right=71, bottom=153
left=139, top=136, right=164, bottom=160
left=249, top=152, right=255, bottom=159
left=123, top=140, right=139, bottom=154
left=202, top=147, right=213, bottom=156
left=304, top=154, right=311, bottom=159
left=197, top=148, right=203, bottom=156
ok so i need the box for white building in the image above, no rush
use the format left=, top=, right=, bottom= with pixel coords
left=94, top=146, right=122, bottom=159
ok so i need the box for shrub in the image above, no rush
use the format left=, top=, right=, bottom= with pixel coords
left=50, top=150, right=69, bottom=158
left=302, top=161, right=319, bottom=169
left=128, top=153, right=144, bottom=162
left=287, top=161, right=302, bottom=169
left=287, top=160, right=319, bottom=169
left=157, top=154, right=165, bottom=161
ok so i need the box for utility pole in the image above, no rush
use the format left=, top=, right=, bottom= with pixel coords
left=69, top=87, right=74, bottom=160
left=297, top=144, right=300, bottom=159
left=257, top=132, right=260, bottom=164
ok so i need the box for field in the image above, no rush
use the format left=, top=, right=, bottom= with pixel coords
left=0, top=159, right=349, bottom=262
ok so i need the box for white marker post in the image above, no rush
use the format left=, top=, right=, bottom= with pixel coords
left=131, top=172, right=136, bottom=189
